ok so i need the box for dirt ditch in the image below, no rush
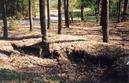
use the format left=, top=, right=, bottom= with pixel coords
left=9, top=41, right=129, bottom=83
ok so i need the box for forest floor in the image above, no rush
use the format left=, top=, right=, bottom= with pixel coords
left=0, top=21, right=129, bottom=83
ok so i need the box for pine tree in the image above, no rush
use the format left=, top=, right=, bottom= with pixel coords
left=58, top=0, right=62, bottom=34
left=122, top=0, right=128, bottom=21
left=101, top=0, right=109, bottom=42
left=117, top=0, right=121, bottom=23
left=96, top=0, right=101, bottom=23
left=81, top=0, right=84, bottom=21
left=40, top=0, right=47, bottom=41
left=64, top=0, right=70, bottom=28
left=2, top=0, right=8, bottom=39
left=47, top=0, right=50, bottom=29
left=29, top=0, right=33, bottom=32
left=39, top=0, right=49, bottom=58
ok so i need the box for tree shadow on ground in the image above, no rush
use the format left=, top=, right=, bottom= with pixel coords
left=0, top=49, right=12, bottom=56
left=0, top=35, right=41, bottom=41
left=49, top=39, right=86, bottom=44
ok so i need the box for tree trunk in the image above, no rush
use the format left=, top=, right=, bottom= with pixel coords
left=101, top=0, right=109, bottom=42
left=100, top=0, right=103, bottom=26
left=117, top=0, right=121, bottom=23
left=58, top=0, right=62, bottom=34
left=81, top=1, right=84, bottom=21
left=39, top=0, right=49, bottom=58
left=39, top=0, right=47, bottom=42
left=16, top=0, right=19, bottom=12
left=96, top=0, right=101, bottom=23
left=123, top=0, right=128, bottom=15
left=69, top=11, right=73, bottom=23
left=122, top=0, right=128, bottom=21
left=64, top=0, right=69, bottom=28
left=47, top=0, right=50, bottom=29
left=29, top=0, right=33, bottom=32
left=33, top=0, right=36, bottom=18
left=2, top=0, right=8, bottom=39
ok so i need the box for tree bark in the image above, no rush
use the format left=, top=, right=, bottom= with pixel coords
left=123, top=0, right=128, bottom=15
left=16, top=0, right=19, bottom=12
left=47, top=0, right=50, bottom=29
left=29, top=0, right=33, bottom=32
left=69, top=11, right=73, bottom=23
left=39, top=0, right=50, bottom=58
left=39, top=0, right=47, bottom=42
left=122, top=0, right=128, bottom=21
left=58, top=0, right=62, bottom=34
left=81, top=0, right=84, bottom=21
left=117, top=0, right=121, bottom=23
left=33, top=0, right=36, bottom=18
left=101, top=0, right=109, bottom=42
left=64, top=0, right=70, bottom=28
left=96, top=0, right=101, bottom=23
left=2, top=0, right=8, bottom=39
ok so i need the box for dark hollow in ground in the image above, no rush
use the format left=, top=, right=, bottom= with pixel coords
left=11, top=43, right=129, bottom=83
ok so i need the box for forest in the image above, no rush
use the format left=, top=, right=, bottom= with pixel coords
left=0, top=0, right=129, bottom=83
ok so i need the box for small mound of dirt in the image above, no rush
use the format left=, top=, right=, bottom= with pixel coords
left=8, top=55, right=57, bottom=69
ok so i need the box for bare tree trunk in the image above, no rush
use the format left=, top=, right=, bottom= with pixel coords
left=64, top=0, right=69, bottom=28
left=33, top=0, right=36, bottom=18
left=69, top=11, right=73, bottom=23
left=29, top=0, right=33, bottom=32
left=39, top=0, right=47, bottom=42
left=101, top=0, right=109, bottom=42
left=47, top=0, right=50, bottom=29
left=122, top=0, right=128, bottom=21
left=96, top=0, right=101, bottom=23
left=117, top=0, right=121, bottom=23
left=58, top=0, right=62, bottom=34
left=2, top=0, right=8, bottom=39
left=39, top=0, right=50, bottom=58
left=16, top=0, right=19, bottom=12
left=100, top=0, right=102, bottom=26
left=81, top=1, right=84, bottom=21
left=123, top=0, right=128, bottom=15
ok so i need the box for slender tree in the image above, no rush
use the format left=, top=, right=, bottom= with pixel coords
left=39, top=0, right=49, bottom=58
left=123, top=0, right=128, bottom=15
left=81, top=0, right=84, bottom=21
left=100, top=0, right=102, bottom=26
left=2, top=0, right=8, bottom=39
left=96, top=0, right=101, bottom=23
left=16, top=0, right=19, bottom=13
left=40, top=0, right=47, bottom=42
left=33, top=0, right=36, bottom=17
left=29, top=0, right=33, bottom=32
left=69, top=12, right=73, bottom=23
left=101, top=0, right=109, bottom=42
left=117, top=0, right=121, bottom=23
left=64, top=0, right=70, bottom=28
left=122, top=0, right=128, bottom=21
left=58, top=0, right=62, bottom=34
left=47, top=0, right=50, bottom=29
